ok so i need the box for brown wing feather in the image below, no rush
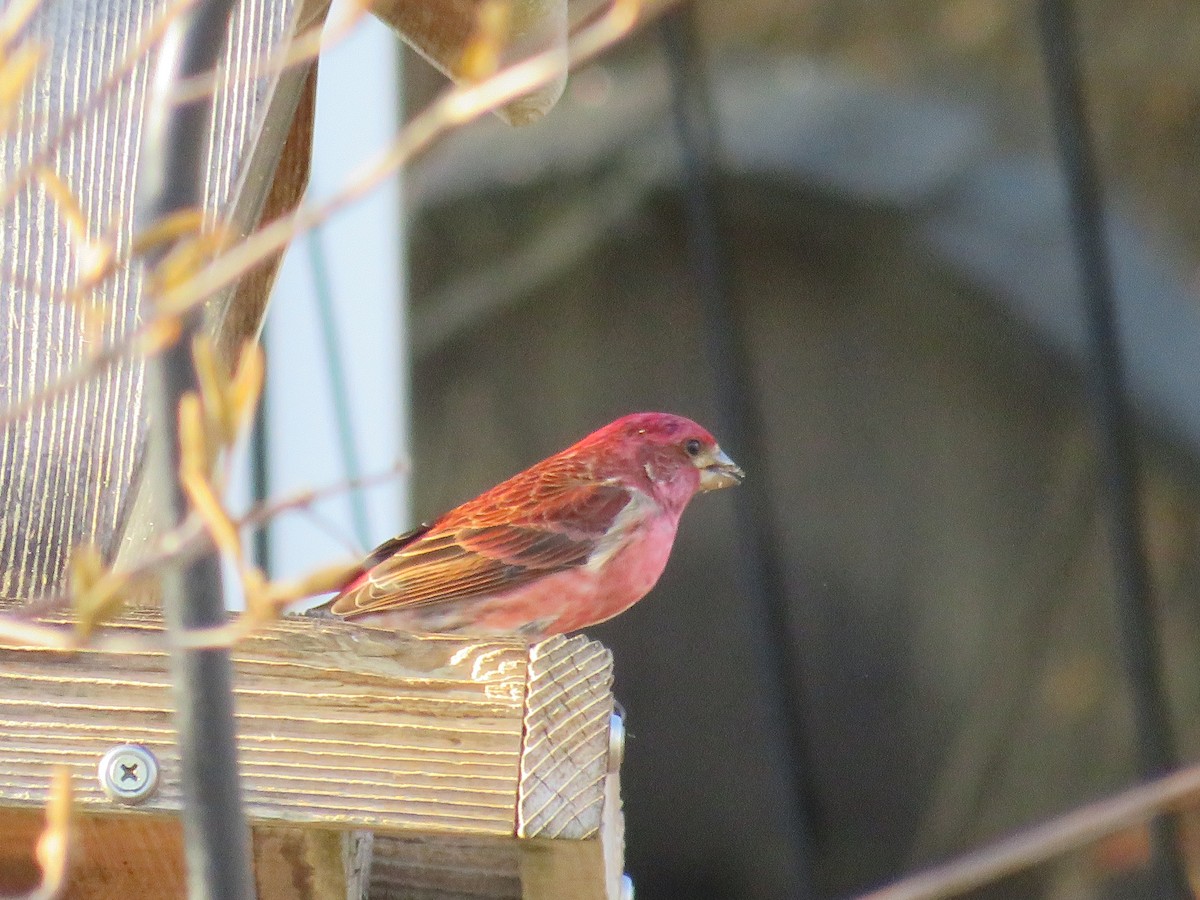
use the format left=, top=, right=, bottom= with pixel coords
left=361, top=523, right=434, bottom=567
left=328, top=470, right=633, bottom=618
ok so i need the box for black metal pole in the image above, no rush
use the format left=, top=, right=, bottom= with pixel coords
left=1036, top=1, right=1189, bottom=895
left=660, top=10, right=820, bottom=898
left=137, top=2, right=256, bottom=897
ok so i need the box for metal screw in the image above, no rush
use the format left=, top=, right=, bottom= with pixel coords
left=98, top=744, right=159, bottom=805
left=620, top=873, right=635, bottom=900
left=608, top=710, right=625, bottom=774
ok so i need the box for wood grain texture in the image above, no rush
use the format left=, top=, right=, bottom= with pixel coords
left=367, top=780, right=625, bottom=900
left=517, top=633, right=613, bottom=840
left=0, top=604, right=623, bottom=896
left=0, top=0, right=323, bottom=600
left=517, top=772, right=624, bottom=900
left=254, top=825, right=372, bottom=900
left=370, top=0, right=568, bottom=124
left=515, top=636, right=623, bottom=900
left=0, top=811, right=373, bottom=899
left=0, top=605, right=528, bottom=834
left=369, top=833, right=521, bottom=899
left=0, top=809, right=187, bottom=898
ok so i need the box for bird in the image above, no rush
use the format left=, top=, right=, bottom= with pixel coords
left=308, top=412, right=744, bottom=639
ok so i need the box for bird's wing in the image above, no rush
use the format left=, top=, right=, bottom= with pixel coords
left=327, top=479, right=634, bottom=618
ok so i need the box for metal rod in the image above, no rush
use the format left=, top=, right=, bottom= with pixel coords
left=137, top=1, right=255, bottom=897
left=659, top=9, right=819, bottom=898
left=250, top=342, right=272, bottom=575
left=1035, top=1, right=1189, bottom=895
left=306, top=227, right=372, bottom=549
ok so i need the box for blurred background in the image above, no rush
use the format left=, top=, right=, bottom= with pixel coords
left=261, top=2, right=1200, bottom=897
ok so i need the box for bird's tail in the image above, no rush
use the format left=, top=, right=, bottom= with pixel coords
left=303, top=568, right=370, bottom=618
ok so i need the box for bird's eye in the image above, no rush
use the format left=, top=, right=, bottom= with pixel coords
left=684, top=439, right=702, bottom=457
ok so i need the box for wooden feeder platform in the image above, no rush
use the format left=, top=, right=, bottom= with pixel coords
left=0, top=603, right=624, bottom=899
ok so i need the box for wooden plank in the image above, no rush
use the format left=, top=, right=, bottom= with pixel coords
left=366, top=769, right=625, bottom=900
left=516, top=634, right=623, bottom=900
left=214, top=59, right=320, bottom=364
left=0, top=808, right=186, bottom=898
left=369, top=833, right=521, bottom=899
left=113, top=0, right=328, bottom=574
left=518, top=774, right=624, bottom=900
left=517, top=634, right=614, bottom=840
left=368, top=788, right=626, bottom=900
left=253, top=825, right=373, bottom=900
left=0, top=810, right=372, bottom=899
left=0, top=604, right=623, bottom=896
left=0, top=605, right=528, bottom=834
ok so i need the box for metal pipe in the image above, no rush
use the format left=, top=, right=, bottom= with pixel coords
left=137, top=1, right=256, bottom=896
left=660, top=9, right=819, bottom=898
left=250, top=366, right=272, bottom=575
left=1036, top=1, right=1189, bottom=895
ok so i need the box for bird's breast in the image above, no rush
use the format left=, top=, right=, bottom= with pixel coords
left=539, top=497, right=679, bottom=632
left=358, top=493, right=682, bottom=638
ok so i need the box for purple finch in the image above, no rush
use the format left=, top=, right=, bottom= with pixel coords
left=311, top=413, right=743, bottom=638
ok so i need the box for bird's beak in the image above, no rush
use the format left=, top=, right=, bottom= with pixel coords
left=697, top=447, right=745, bottom=492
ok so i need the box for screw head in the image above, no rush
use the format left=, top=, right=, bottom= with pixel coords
left=608, top=710, right=625, bottom=774
left=98, top=744, right=159, bottom=805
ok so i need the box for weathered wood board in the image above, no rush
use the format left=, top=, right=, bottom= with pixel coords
left=0, top=604, right=624, bottom=897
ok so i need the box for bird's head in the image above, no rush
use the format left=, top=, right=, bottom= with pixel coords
left=586, top=413, right=744, bottom=509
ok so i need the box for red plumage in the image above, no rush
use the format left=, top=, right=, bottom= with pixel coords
left=313, top=412, right=743, bottom=638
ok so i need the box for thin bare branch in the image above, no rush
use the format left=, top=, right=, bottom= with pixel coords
left=0, top=0, right=669, bottom=438
left=0, top=0, right=43, bottom=48
left=0, top=616, right=77, bottom=650
left=0, top=453, right=404, bottom=650
left=457, top=0, right=514, bottom=83
left=0, top=0, right=332, bottom=306
left=156, top=0, right=670, bottom=316
left=0, top=314, right=181, bottom=432
left=0, top=0, right=666, bottom=657
left=241, top=460, right=409, bottom=531
left=151, top=457, right=406, bottom=584
left=174, top=559, right=362, bottom=650
left=168, top=0, right=372, bottom=105
left=136, top=456, right=400, bottom=605
left=859, top=766, right=1200, bottom=900
left=68, top=544, right=142, bottom=639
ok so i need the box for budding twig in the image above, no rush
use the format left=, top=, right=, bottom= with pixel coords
left=168, top=0, right=374, bottom=105
left=0, top=0, right=198, bottom=211
left=153, top=0, right=669, bottom=316
left=0, top=0, right=674, bottom=656
left=0, top=0, right=670, bottom=439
